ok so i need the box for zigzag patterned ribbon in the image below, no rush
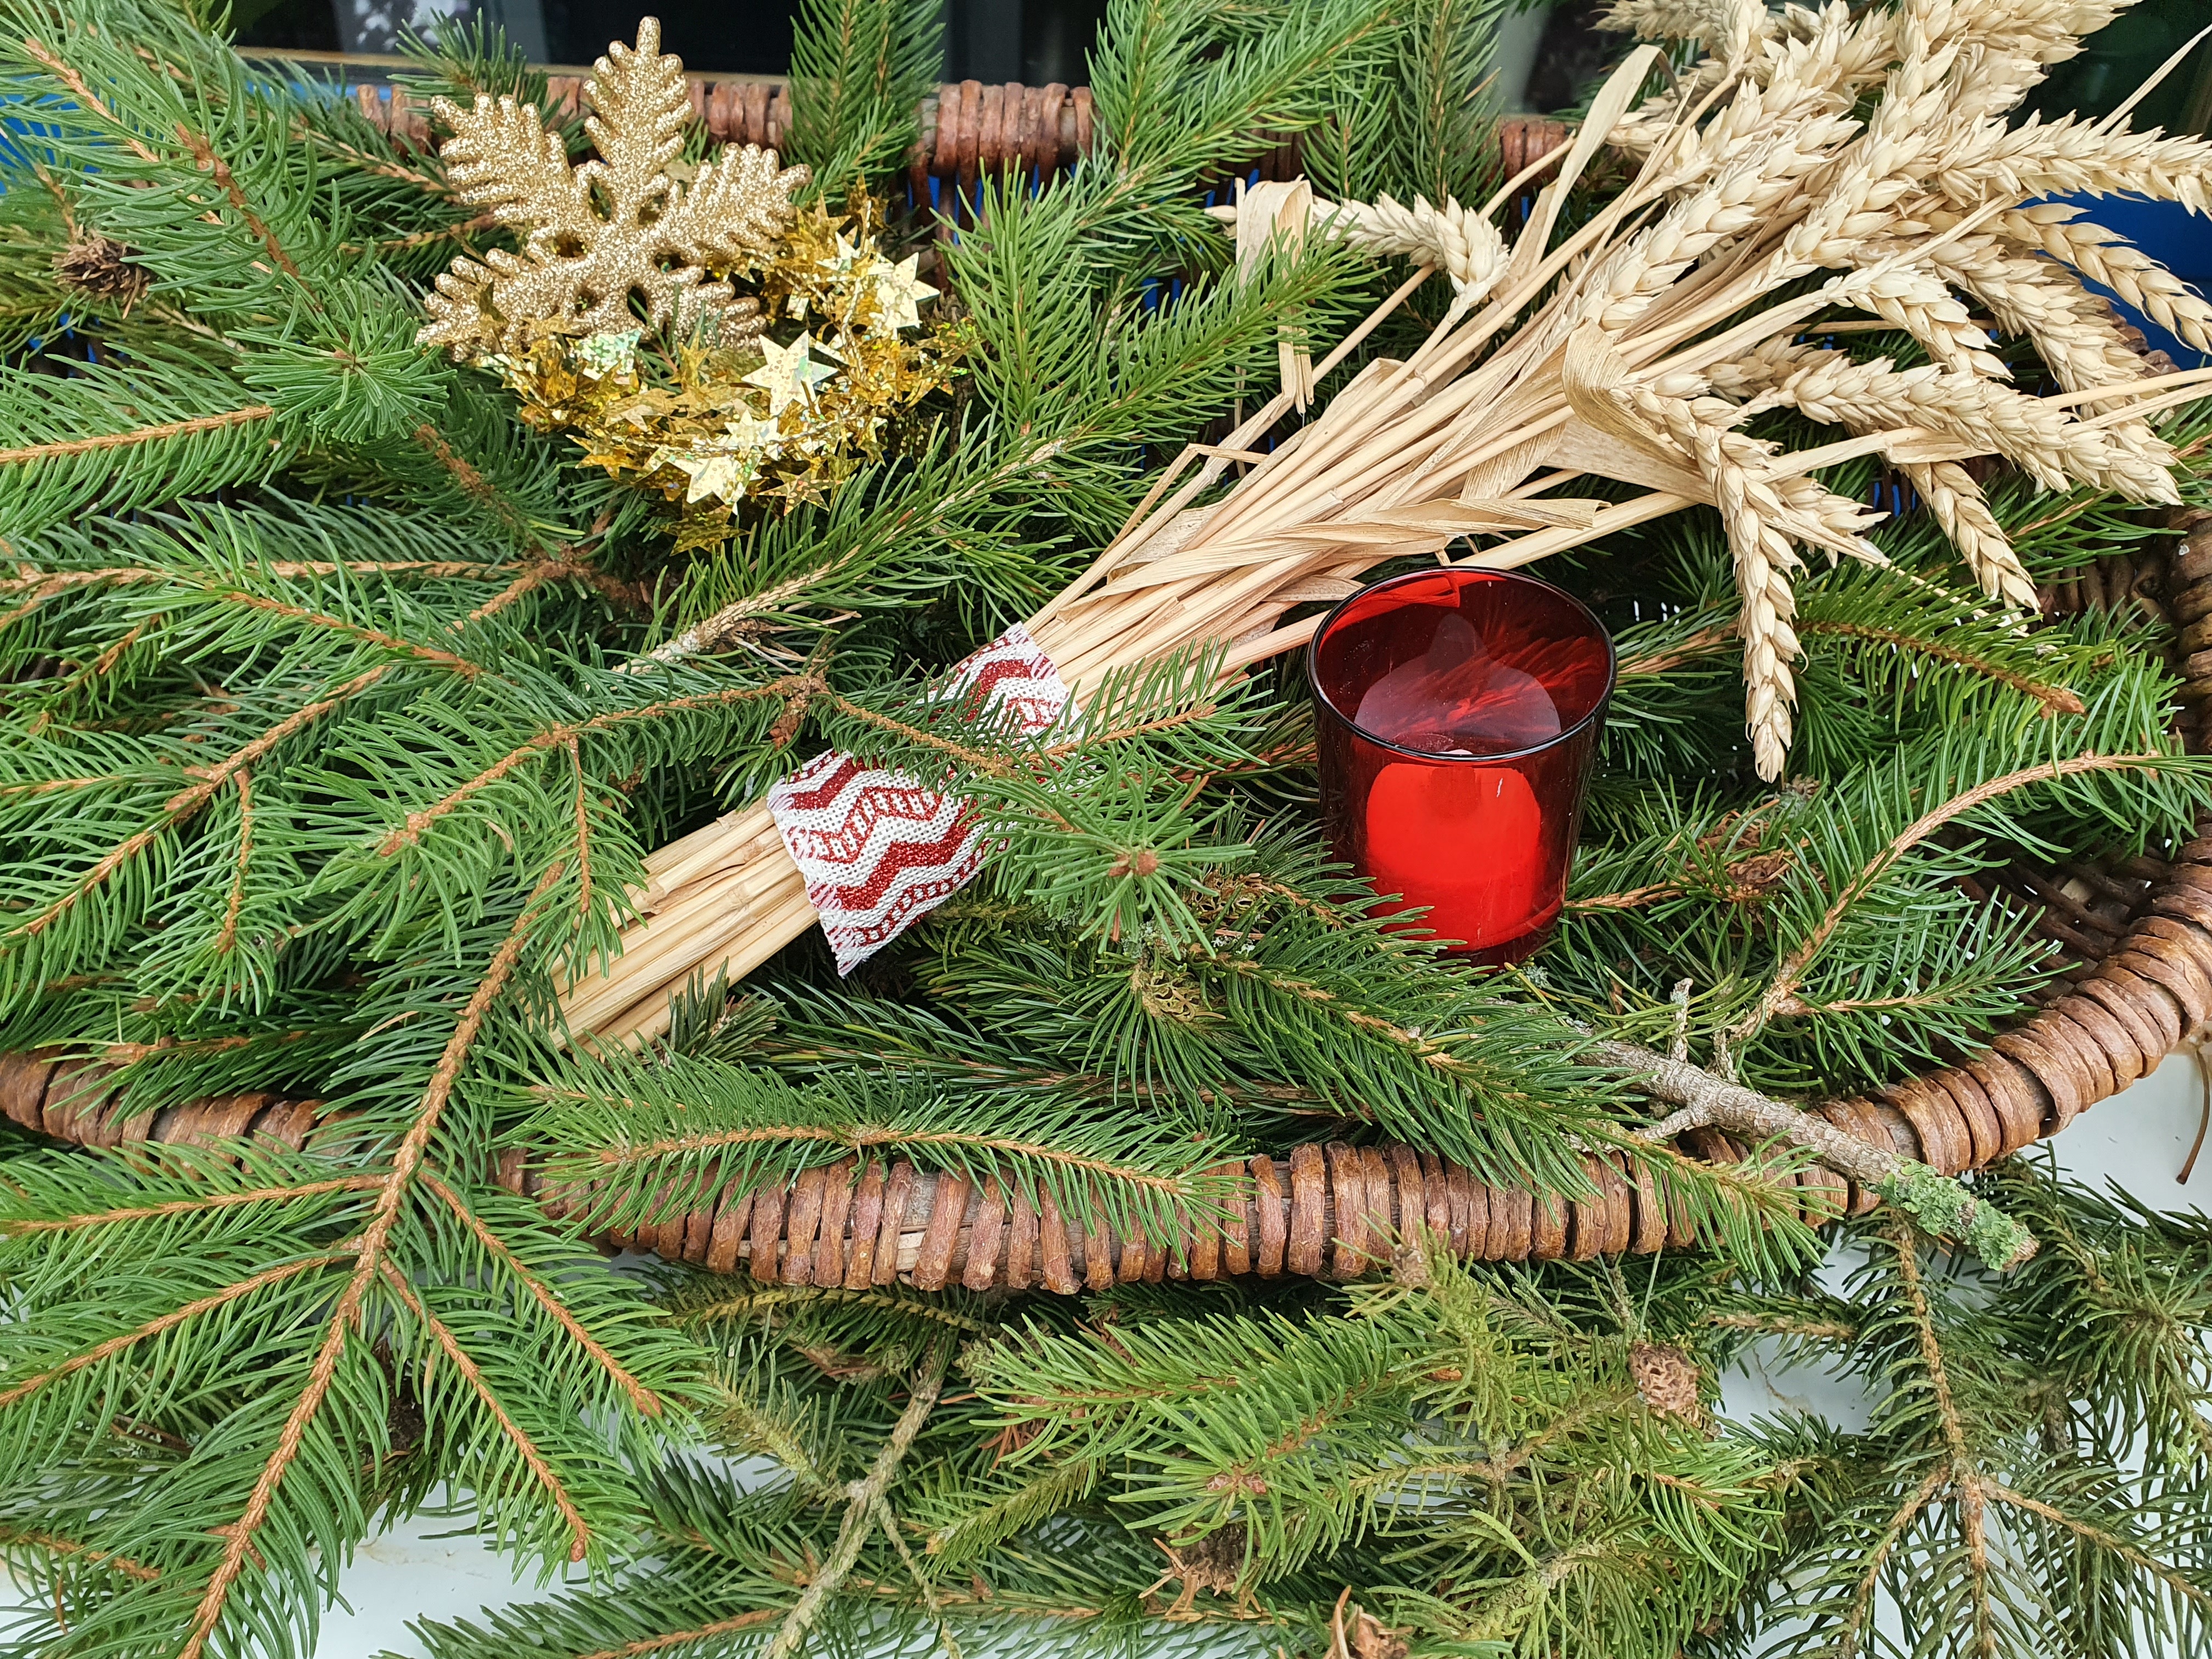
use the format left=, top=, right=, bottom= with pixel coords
left=767, top=625, right=1074, bottom=973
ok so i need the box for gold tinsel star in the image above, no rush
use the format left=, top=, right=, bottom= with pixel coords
left=418, top=19, right=811, bottom=357
left=669, top=449, right=756, bottom=505
left=871, top=253, right=939, bottom=333
left=743, top=332, right=838, bottom=415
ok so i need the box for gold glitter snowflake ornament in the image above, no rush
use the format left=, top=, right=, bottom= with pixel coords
left=419, top=18, right=809, bottom=357
left=421, top=22, right=960, bottom=540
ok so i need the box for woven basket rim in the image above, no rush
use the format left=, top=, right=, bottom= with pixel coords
left=11, top=511, right=2208, bottom=1283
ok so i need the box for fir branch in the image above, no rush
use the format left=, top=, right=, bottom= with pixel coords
left=580, top=1116, right=1196, bottom=1197
left=1889, top=1229, right=1991, bottom=1631
left=1806, top=618, right=2085, bottom=716
left=1979, top=1483, right=2212, bottom=1612
left=573, top=1611, right=780, bottom=1659
left=413, top=422, right=535, bottom=544
left=0, top=558, right=523, bottom=607
left=18, top=34, right=166, bottom=165
left=167, top=122, right=311, bottom=294
left=212, top=769, right=252, bottom=957
left=375, top=1259, right=592, bottom=1562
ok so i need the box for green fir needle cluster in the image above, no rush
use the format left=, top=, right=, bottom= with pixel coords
left=0, top=2, right=2209, bottom=1658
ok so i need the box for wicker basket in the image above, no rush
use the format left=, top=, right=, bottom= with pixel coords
left=348, top=74, right=1572, bottom=228
left=6, top=90, right=2205, bottom=1289
left=8, top=512, right=2208, bottom=1288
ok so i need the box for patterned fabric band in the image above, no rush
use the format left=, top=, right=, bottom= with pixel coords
left=766, top=625, right=1074, bottom=973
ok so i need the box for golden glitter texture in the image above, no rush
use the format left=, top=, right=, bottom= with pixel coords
left=485, top=195, right=962, bottom=543
left=418, top=18, right=810, bottom=357
left=417, top=21, right=960, bottom=537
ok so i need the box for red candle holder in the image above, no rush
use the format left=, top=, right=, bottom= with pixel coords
left=1308, top=567, right=1615, bottom=964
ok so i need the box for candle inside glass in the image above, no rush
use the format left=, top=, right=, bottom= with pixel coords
left=1309, top=568, right=1614, bottom=963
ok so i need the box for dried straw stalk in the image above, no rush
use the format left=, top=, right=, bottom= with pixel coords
left=563, top=0, right=2212, bottom=1043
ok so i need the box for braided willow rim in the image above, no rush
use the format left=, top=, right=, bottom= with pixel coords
left=351, top=76, right=1572, bottom=225
left=9, top=511, right=2210, bottom=1287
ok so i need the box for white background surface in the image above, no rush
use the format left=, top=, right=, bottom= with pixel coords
left=13, top=1054, right=2210, bottom=1655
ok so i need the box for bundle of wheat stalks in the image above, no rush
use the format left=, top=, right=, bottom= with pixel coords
left=563, top=0, right=2212, bottom=1043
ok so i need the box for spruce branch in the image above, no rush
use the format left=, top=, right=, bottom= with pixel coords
left=374, top=678, right=816, bottom=856
left=1740, top=749, right=2183, bottom=1047
left=177, top=862, right=562, bottom=1659
left=763, top=1342, right=949, bottom=1659
left=416, top=1167, right=664, bottom=1418
left=1978, top=1483, right=2212, bottom=1613
left=0, top=403, right=277, bottom=470
left=1841, top=1465, right=1951, bottom=1656
left=578, top=1116, right=1199, bottom=1198
left=572, top=1611, right=781, bottom=1659
left=8, top=662, right=393, bottom=944
left=17, top=29, right=319, bottom=301
left=0, top=1250, right=353, bottom=1411
left=1804, top=618, right=2084, bottom=716
left=374, top=1259, right=592, bottom=1562
left=0, top=1173, right=382, bottom=1236
left=0, top=1525, right=160, bottom=1583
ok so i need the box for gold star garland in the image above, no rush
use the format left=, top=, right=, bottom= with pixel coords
left=422, top=23, right=962, bottom=543
left=524, top=198, right=962, bottom=540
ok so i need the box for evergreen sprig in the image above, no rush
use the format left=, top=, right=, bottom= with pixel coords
left=2, top=0, right=2211, bottom=1654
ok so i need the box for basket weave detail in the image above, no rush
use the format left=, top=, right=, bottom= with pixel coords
left=353, top=78, right=1569, bottom=219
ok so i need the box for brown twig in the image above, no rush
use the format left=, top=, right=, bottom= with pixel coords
left=1604, top=1039, right=1903, bottom=1189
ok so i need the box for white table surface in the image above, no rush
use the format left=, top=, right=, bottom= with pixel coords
left=14, top=1052, right=2210, bottom=1656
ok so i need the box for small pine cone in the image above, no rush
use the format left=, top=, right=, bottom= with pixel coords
left=1631, top=1340, right=1707, bottom=1426
left=54, top=233, right=151, bottom=311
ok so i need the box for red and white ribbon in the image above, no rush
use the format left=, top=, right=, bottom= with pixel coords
left=768, top=624, right=1073, bottom=973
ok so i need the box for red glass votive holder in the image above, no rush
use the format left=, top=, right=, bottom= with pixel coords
left=1308, top=567, right=1615, bottom=964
